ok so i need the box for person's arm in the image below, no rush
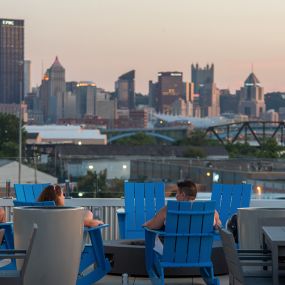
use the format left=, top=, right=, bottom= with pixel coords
left=84, top=210, right=104, bottom=227
left=0, top=208, right=6, bottom=223
left=214, top=210, right=222, bottom=229
left=143, top=206, right=167, bottom=230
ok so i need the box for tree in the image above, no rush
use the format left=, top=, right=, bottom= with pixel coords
left=0, top=113, right=26, bottom=159
left=257, top=138, right=283, bottom=158
left=76, top=170, right=107, bottom=197
left=113, top=132, right=157, bottom=145
left=183, top=146, right=205, bottom=158
left=175, top=129, right=219, bottom=146
left=225, top=138, right=285, bottom=159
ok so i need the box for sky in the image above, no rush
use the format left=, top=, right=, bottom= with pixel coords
left=2, top=0, right=285, bottom=94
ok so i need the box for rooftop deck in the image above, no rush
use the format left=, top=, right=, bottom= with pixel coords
left=2, top=193, right=285, bottom=240
left=1, top=195, right=285, bottom=284
left=96, top=274, right=229, bottom=284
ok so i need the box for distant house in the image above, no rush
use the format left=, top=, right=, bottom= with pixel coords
left=0, top=159, right=57, bottom=187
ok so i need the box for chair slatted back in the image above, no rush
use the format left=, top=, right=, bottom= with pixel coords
left=14, top=184, right=50, bottom=202
left=162, top=200, right=215, bottom=265
left=13, top=201, right=55, bottom=207
left=125, top=182, right=165, bottom=238
left=20, top=224, right=38, bottom=278
left=211, top=184, right=252, bottom=226
left=219, top=228, right=245, bottom=284
left=0, top=229, right=4, bottom=245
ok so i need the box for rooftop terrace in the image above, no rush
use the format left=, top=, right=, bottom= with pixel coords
left=1, top=194, right=285, bottom=284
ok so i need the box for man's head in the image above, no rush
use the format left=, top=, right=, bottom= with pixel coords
left=176, top=179, right=197, bottom=201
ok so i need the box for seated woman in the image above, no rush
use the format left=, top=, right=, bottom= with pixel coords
left=0, top=207, right=5, bottom=223
left=144, top=179, right=221, bottom=229
left=38, top=184, right=104, bottom=227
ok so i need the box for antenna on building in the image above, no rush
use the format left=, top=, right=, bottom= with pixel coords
left=41, top=60, right=44, bottom=79
left=251, top=63, right=254, bottom=73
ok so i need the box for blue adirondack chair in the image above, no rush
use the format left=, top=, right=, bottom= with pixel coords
left=77, top=225, right=111, bottom=285
left=13, top=201, right=55, bottom=207
left=0, top=222, right=15, bottom=270
left=14, top=183, right=50, bottom=202
left=0, top=222, right=14, bottom=250
left=211, top=183, right=252, bottom=227
left=117, top=182, right=165, bottom=239
left=144, top=200, right=219, bottom=285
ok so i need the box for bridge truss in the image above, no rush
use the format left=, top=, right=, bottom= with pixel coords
left=206, top=121, right=285, bottom=146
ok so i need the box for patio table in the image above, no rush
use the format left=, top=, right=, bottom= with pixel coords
left=262, top=226, right=285, bottom=285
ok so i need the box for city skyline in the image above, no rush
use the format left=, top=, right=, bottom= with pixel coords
left=2, top=0, right=285, bottom=94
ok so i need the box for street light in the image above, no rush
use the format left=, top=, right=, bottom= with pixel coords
left=18, top=60, right=24, bottom=183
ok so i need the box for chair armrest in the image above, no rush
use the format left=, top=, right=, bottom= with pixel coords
left=116, top=208, right=125, bottom=214
left=0, top=253, right=26, bottom=259
left=0, top=222, right=13, bottom=226
left=0, top=249, right=27, bottom=259
left=84, top=224, right=109, bottom=232
left=143, top=227, right=165, bottom=236
left=238, top=249, right=271, bottom=254
left=117, top=210, right=126, bottom=239
left=0, top=249, right=26, bottom=254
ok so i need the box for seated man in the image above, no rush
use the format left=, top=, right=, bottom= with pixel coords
left=144, top=179, right=221, bottom=229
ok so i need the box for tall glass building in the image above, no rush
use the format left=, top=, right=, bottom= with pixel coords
left=115, top=70, right=135, bottom=110
left=0, top=18, right=24, bottom=104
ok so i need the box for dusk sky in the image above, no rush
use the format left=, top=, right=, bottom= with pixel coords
left=2, top=0, right=285, bottom=93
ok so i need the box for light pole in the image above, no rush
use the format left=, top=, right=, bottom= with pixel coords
left=88, top=164, right=98, bottom=197
left=18, top=60, right=23, bottom=183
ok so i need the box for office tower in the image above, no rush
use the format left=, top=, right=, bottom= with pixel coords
left=238, top=73, right=265, bottom=118
left=0, top=19, right=24, bottom=104
left=115, top=70, right=135, bottom=109
left=191, top=64, right=219, bottom=117
left=39, top=57, right=66, bottom=123
left=191, top=63, right=214, bottom=93
left=184, top=81, right=194, bottom=103
left=76, top=81, right=96, bottom=119
left=149, top=72, right=183, bottom=113
left=129, top=109, right=148, bottom=128
left=264, top=92, right=285, bottom=112
left=171, top=98, right=193, bottom=116
left=96, top=88, right=117, bottom=122
left=219, top=89, right=238, bottom=114
left=24, top=60, right=31, bottom=98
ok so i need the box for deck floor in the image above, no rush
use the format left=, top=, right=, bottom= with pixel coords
left=97, top=274, right=229, bottom=284
left=0, top=261, right=229, bottom=284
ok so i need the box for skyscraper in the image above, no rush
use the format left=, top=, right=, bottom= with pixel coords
left=191, top=64, right=219, bottom=117
left=24, top=60, right=31, bottom=98
left=115, top=70, right=135, bottom=109
left=191, top=63, right=214, bottom=93
left=238, top=72, right=265, bottom=118
left=0, top=18, right=24, bottom=104
left=39, top=57, right=66, bottom=123
left=149, top=71, right=183, bottom=113
left=76, top=81, right=96, bottom=118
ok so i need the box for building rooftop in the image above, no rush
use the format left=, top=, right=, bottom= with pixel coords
left=25, top=125, right=106, bottom=141
left=245, top=72, right=261, bottom=86
left=56, top=144, right=228, bottom=158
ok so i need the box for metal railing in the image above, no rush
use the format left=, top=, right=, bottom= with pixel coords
left=1, top=195, right=285, bottom=240
left=0, top=197, right=124, bottom=240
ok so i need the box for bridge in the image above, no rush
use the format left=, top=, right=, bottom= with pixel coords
left=206, top=121, right=285, bottom=146
left=101, top=127, right=190, bottom=144
left=101, top=121, right=285, bottom=146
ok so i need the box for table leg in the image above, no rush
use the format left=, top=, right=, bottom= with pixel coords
left=272, top=244, right=279, bottom=285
